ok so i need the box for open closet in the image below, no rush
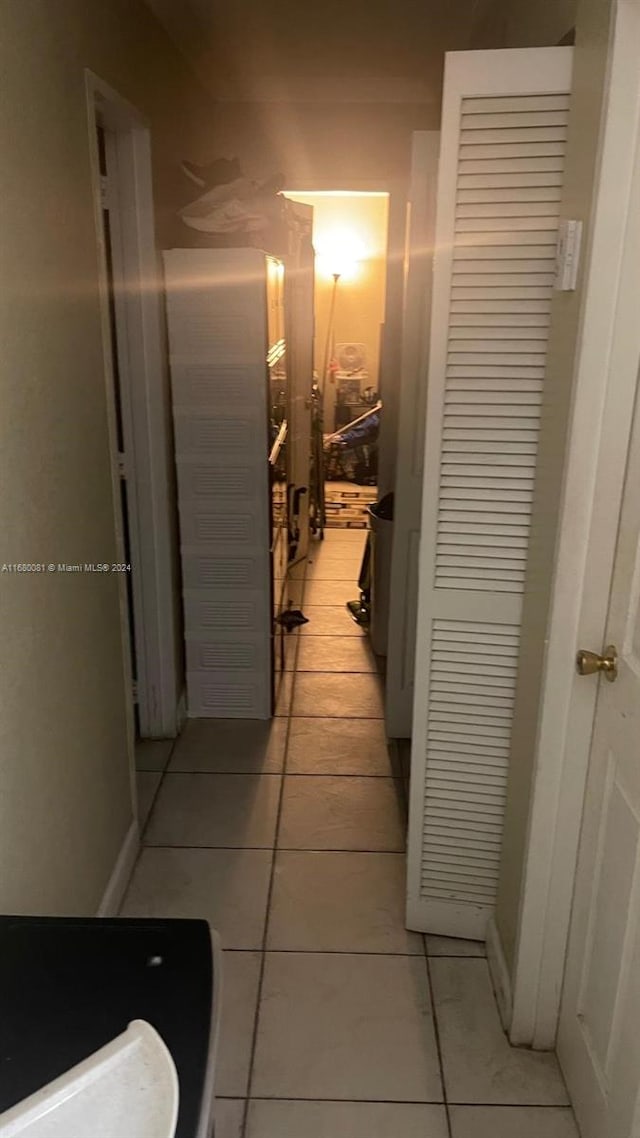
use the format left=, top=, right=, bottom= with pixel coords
left=403, top=47, right=574, bottom=938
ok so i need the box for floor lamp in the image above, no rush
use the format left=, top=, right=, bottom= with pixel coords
left=311, top=272, right=340, bottom=540
left=320, top=271, right=341, bottom=396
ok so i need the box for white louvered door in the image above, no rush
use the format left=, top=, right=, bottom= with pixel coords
left=407, top=47, right=574, bottom=940
left=164, top=249, right=274, bottom=720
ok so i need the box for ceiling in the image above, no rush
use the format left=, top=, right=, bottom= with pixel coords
left=144, top=0, right=502, bottom=104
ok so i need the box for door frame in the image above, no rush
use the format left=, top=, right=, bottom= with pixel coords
left=508, top=0, right=640, bottom=1048
left=385, top=131, right=440, bottom=738
left=85, top=72, right=181, bottom=739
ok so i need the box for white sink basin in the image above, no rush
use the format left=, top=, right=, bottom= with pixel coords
left=0, top=1020, right=178, bottom=1138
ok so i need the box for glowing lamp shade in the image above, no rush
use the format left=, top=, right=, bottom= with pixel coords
left=315, top=228, right=367, bottom=281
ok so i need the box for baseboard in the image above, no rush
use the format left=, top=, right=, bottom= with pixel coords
left=486, top=915, right=513, bottom=1034
left=97, top=818, right=140, bottom=916
left=407, top=895, right=490, bottom=939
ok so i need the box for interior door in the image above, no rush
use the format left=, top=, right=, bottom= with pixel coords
left=557, top=142, right=640, bottom=1138
left=558, top=369, right=640, bottom=1138
left=406, top=46, right=574, bottom=939
left=386, top=131, right=439, bottom=738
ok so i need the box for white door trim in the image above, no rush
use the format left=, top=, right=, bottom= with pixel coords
left=85, top=71, right=181, bottom=739
left=509, top=0, right=640, bottom=1048
left=377, top=180, right=409, bottom=502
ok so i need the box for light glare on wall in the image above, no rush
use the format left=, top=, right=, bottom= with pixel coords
left=315, top=228, right=367, bottom=281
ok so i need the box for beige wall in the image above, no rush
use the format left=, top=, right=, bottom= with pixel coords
left=470, top=0, right=576, bottom=47
left=502, top=0, right=577, bottom=46
left=0, top=0, right=214, bottom=914
left=207, top=98, right=440, bottom=187
left=495, top=0, right=616, bottom=973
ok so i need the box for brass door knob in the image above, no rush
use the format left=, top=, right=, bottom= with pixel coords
left=576, top=644, right=618, bottom=682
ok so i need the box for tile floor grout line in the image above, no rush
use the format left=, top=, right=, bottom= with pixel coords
left=240, top=589, right=306, bottom=1138
left=154, top=771, right=284, bottom=778
left=124, top=736, right=180, bottom=914
left=221, top=1093, right=577, bottom=1108
left=221, top=949, right=485, bottom=959
left=142, top=844, right=408, bottom=854
left=429, top=1101, right=578, bottom=1109
left=423, top=933, right=454, bottom=1138
left=135, top=845, right=409, bottom=854
left=224, top=948, right=427, bottom=957
left=139, top=735, right=177, bottom=841
left=229, top=1095, right=450, bottom=1105
left=158, top=771, right=402, bottom=779
left=218, top=949, right=485, bottom=960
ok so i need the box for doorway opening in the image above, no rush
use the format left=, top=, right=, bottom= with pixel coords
left=86, top=73, right=181, bottom=750
left=283, top=191, right=390, bottom=532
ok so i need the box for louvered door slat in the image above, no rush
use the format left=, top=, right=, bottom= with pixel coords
left=451, top=302, right=551, bottom=318
left=432, top=645, right=520, bottom=662
left=455, top=242, right=558, bottom=257
left=458, top=176, right=564, bottom=193
left=444, top=386, right=542, bottom=400
left=431, top=708, right=513, bottom=726
left=457, top=206, right=561, bottom=225
left=428, top=710, right=512, bottom=728
left=460, top=126, right=567, bottom=145
left=425, top=852, right=503, bottom=874
left=461, top=110, right=568, bottom=129
left=460, top=157, right=565, bottom=175
left=441, top=477, right=535, bottom=490
left=457, top=185, right=563, bottom=204
left=452, top=287, right=553, bottom=301
left=429, top=760, right=510, bottom=781
left=459, top=141, right=566, bottom=159
left=408, top=47, right=573, bottom=940
left=437, top=533, right=529, bottom=549
left=462, top=94, right=570, bottom=113
left=442, top=441, right=537, bottom=455
left=451, top=319, right=550, bottom=332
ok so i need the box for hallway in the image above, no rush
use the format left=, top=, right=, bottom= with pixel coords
left=126, top=529, right=577, bottom=1138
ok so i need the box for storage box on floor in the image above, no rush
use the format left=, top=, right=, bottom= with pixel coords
left=324, top=483, right=377, bottom=528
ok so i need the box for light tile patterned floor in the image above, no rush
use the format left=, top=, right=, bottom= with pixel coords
left=129, top=530, right=578, bottom=1138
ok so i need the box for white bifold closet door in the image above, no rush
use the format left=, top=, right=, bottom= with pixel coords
left=407, top=47, right=574, bottom=940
